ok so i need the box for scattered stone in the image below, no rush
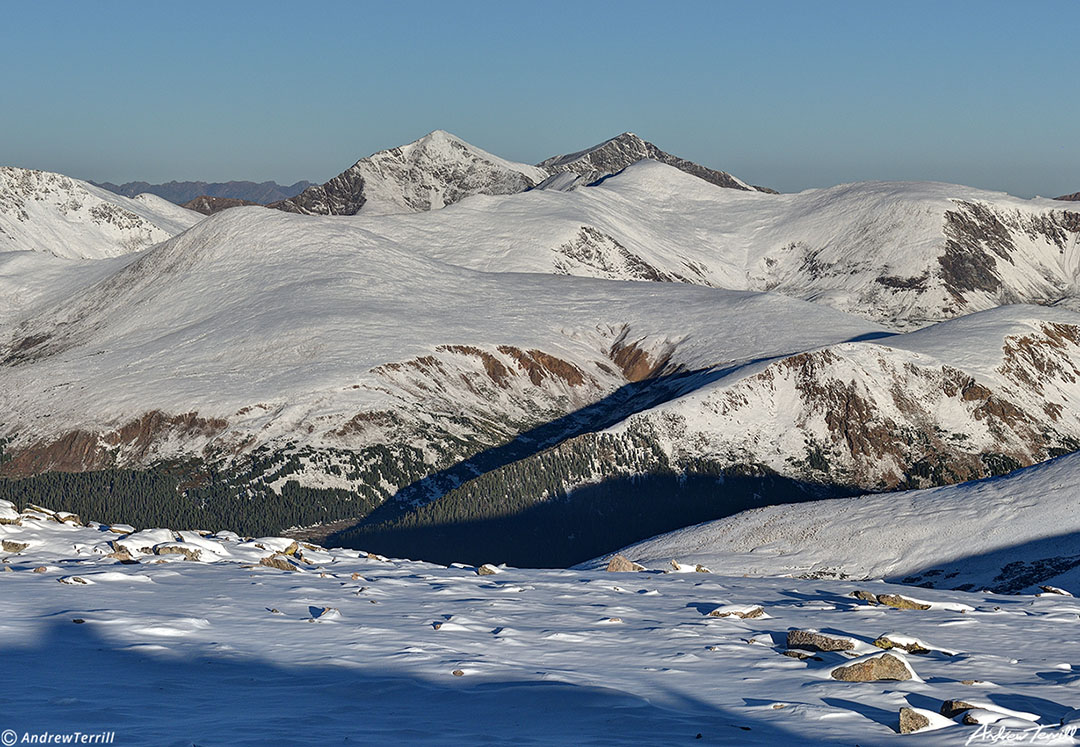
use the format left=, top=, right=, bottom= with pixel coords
left=452, top=669, right=464, bottom=677
left=873, top=634, right=930, bottom=654
left=782, top=650, right=823, bottom=661
left=829, top=653, right=914, bottom=682
left=72, top=619, right=85, bottom=624
left=1039, top=585, right=1073, bottom=596
left=960, top=680, right=985, bottom=686
left=351, top=572, right=365, bottom=581
left=154, top=544, right=202, bottom=561
left=55, top=512, right=81, bottom=525
left=787, top=629, right=855, bottom=652
left=33, top=566, right=47, bottom=573
left=709, top=604, right=765, bottom=619
left=105, top=543, right=135, bottom=563
left=940, top=700, right=976, bottom=718
left=899, top=707, right=931, bottom=734
left=476, top=564, right=500, bottom=576
left=106, top=524, right=135, bottom=534
left=876, top=594, right=931, bottom=610
left=606, top=554, right=645, bottom=572
left=695, top=564, right=711, bottom=573
left=259, top=553, right=300, bottom=571
left=268, top=608, right=281, bottom=615
left=58, top=576, right=90, bottom=585
left=2, top=540, right=29, bottom=554
left=1, top=566, right=12, bottom=572
left=850, top=590, right=879, bottom=604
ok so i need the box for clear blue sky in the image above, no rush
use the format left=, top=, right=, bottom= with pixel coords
left=3, top=0, right=1077, bottom=196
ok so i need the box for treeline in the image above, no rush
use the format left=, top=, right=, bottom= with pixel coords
left=0, top=467, right=378, bottom=537
left=334, top=431, right=846, bottom=567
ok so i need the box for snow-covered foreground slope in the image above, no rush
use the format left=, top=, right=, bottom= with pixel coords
left=594, top=451, right=1080, bottom=594
left=364, top=160, right=1080, bottom=329
left=2, top=501, right=1080, bottom=745
left=0, top=167, right=202, bottom=259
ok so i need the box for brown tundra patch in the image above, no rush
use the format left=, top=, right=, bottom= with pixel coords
left=496, top=346, right=585, bottom=387
left=1, top=411, right=227, bottom=478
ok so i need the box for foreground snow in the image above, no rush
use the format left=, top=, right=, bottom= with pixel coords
left=592, top=452, right=1080, bottom=594
left=2, top=503, right=1080, bottom=744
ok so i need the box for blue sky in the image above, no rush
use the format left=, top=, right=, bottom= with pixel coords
left=3, top=0, right=1077, bottom=196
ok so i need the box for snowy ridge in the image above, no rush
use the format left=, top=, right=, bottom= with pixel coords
left=594, top=450, right=1080, bottom=595
left=0, top=167, right=202, bottom=259
left=361, top=161, right=1080, bottom=328
left=3, top=497, right=1080, bottom=744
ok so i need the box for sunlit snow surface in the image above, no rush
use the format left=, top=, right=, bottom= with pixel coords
left=3, top=506, right=1080, bottom=745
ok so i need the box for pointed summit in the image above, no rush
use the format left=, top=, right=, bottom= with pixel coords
left=270, top=131, right=546, bottom=216
left=537, top=133, right=773, bottom=193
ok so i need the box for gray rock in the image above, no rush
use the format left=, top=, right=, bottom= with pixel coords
left=787, top=629, right=854, bottom=652
left=899, top=707, right=931, bottom=734
left=830, top=653, right=913, bottom=682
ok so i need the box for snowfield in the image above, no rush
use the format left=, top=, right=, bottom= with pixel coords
left=3, top=500, right=1080, bottom=745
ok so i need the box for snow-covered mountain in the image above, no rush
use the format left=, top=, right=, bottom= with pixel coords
left=2, top=195, right=1079, bottom=565
left=270, top=130, right=548, bottom=215
left=361, top=161, right=1080, bottom=329
left=536, top=131, right=773, bottom=193
left=594, top=450, right=1080, bottom=595
left=0, top=167, right=202, bottom=259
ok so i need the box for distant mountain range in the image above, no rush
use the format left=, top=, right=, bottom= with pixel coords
left=269, top=130, right=774, bottom=215
left=1057, top=191, right=1080, bottom=201
left=92, top=179, right=313, bottom=205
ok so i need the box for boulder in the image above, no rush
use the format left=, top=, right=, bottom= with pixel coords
left=940, top=700, right=976, bottom=718
left=260, top=553, right=300, bottom=571
left=787, top=629, right=855, bottom=652
left=829, top=653, right=914, bottom=682
left=2, top=540, right=29, bottom=554
left=899, top=708, right=931, bottom=734
left=850, top=590, right=879, bottom=604
left=606, top=555, right=644, bottom=572
left=476, top=564, right=500, bottom=576
left=876, top=594, right=931, bottom=610
left=1039, top=585, right=1073, bottom=596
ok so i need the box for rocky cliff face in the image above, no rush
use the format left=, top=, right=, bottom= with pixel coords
left=182, top=196, right=261, bottom=215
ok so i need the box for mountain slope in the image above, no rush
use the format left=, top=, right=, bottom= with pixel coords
left=536, top=131, right=772, bottom=193
left=271, top=130, right=548, bottom=216
left=94, top=179, right=313, bottom=204
left=0, top=167, right=202, bottom=259
left=593, top=450, right=1080, bottom=594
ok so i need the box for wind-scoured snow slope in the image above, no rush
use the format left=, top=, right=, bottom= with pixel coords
left=593, top=451, right=1080, bottom=595
left=0, top=205, right=879, bottom=480
left=364, top=160, right=1080, bottom=329
left=271, top=130, right=549, bottom=215
left=3, top=501, right=1080, bottom=745
left=0, top=167, right=203, bottom=259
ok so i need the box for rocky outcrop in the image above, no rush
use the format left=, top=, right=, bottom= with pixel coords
left=181, top=196, right=260, bottom=215
left=899, top=707, right=931, bottom=734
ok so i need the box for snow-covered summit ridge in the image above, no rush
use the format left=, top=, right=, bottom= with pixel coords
left=0, top=166, right=202, bottom=259
left=536, top=131, right=768, bottom=193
